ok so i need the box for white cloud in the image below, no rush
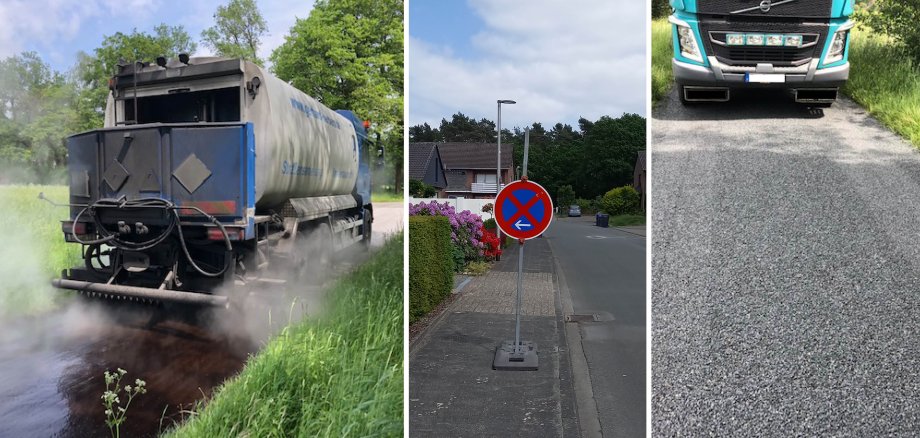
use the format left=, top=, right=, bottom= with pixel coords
left=0, top=0, right=310, bottom=69
left=0, top=0, right=156, bottom=59
left=409, top=0, right=647, bottom=128
left=257, top=0, right=313, bottom=63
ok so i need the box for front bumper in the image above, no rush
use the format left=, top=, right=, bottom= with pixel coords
left=674, top=57, right=849, bottom=88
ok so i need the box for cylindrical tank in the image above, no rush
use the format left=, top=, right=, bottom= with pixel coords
left=242, top=61, right=359, bottom=208
left=102, top=58, right=360, bottom=209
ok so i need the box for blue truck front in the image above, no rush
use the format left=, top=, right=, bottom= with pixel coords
left=670, top=0, right=854, bottom=104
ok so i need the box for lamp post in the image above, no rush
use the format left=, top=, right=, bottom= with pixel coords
left=496, top=99, right=516, bottom=195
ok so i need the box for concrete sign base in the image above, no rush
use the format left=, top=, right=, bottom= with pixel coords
left=492, top=340, right=538, bottom=371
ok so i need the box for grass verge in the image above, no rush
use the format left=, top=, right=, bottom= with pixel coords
left=609, top=214, right=646, bottom=227
left=844, top=29, right=920, bottom=147
left=0, top=185, right=81, bottom=315
left=166, top=232, right=404, bottom=438
left=652, top=18, right=674, bottom=104
left=373, top=190, right=404, bottom=203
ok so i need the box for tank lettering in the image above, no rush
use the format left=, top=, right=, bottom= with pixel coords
left=281, top=160, right=323, bottom=177
left=290, top=98, right=342, bottom=130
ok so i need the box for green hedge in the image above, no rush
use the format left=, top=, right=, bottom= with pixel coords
left=409, top=216, right=454, bottom=323
left=602, top=186, right=641, bottom=215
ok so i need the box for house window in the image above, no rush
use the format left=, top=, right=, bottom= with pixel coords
left=475, top=173, right=497, bottom=184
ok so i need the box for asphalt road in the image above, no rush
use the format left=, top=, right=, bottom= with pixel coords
left=653, top=88, right=920, bottom=435
left=545, top=217, right=646, bottom=437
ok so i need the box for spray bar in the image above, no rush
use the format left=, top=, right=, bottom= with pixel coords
left=51, top=278, right=229, bottom=307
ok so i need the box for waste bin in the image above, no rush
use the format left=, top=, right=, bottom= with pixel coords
left=596, top=213, right=609, bottom=228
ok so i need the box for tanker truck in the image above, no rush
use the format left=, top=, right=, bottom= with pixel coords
left=669, top=0, right=854, bottom=105
left=50, top=56, right=381, bottom=307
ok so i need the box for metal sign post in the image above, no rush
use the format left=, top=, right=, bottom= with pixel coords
left=493, top=128, right=552, bottom=371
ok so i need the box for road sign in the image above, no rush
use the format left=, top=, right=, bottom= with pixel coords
left=494, top=179, right=553, bottom=240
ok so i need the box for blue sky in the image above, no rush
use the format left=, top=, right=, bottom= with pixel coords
left=0, top=0, right=313, bottom=73
left=409, top=0, right=647, bottom=129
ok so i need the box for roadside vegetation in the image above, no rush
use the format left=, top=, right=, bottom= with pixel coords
left=166, top=233, right=404, bottom=438
left=372, top=190, right=404, bottom=202
left=609, top=214, right=646, bottom=227
left=0, top=185, right=80, bottom=315
left=845, top=29, right=920, bottom=147
left=652, top=18, right=673, bottom=104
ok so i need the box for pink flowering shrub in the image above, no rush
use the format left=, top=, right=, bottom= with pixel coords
left=409, top=201, right=485, bottom=264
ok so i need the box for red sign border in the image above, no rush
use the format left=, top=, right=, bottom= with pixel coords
left=494, top=180, right=554, bottom=240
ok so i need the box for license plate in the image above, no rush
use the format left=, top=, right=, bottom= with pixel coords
left=745, top=73, right=786, bottom=83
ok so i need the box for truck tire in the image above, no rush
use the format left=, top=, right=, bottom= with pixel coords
left=362, top=206, right=373, bottom=249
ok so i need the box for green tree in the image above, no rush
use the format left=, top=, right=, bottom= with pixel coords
left=201, top=0, right=268, bottom=65
left=409, top=122, right=441, bottom=142
left=76, top=25, right=197, bottom=130
left=0, top=52, right=60, bottom=123
left=653, top=0, right=671, bottom=19
left=438, top=113, right=497, bottom=142
left=272, top=0, right=403, bottom=192
left=0, top=52, right=77, bottom=183
left=856, top=0, right=920, bottom=60
left=409, top=179, right=437, bottom=197
left=556, top=185, right=576, bottom=209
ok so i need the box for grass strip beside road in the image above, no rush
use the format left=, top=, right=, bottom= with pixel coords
left=652, top=18, right=673, bottom=104
left=166, top=232, right=404, bottom=438
left=0, top=185, right=81, bottom=315
left=373, top=190, right=404, bottom=203
left=609, top=214, right=646, bottom=227
left=845, top=29, right=920, bottom=148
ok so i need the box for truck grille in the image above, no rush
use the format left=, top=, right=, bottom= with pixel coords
left=700, top=20, right=828, bottom=67
left=696, top=0, right=833, bottom=18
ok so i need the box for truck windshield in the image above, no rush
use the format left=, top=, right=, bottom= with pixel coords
left=122, top=87, right=240, bottom=124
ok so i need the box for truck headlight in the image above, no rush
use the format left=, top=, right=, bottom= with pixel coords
left=824, top=30, right=848, bottom=64
left=676, top=25, right=703, bottom=63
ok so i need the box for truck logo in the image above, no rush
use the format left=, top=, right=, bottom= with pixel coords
left=731, top=0, right=796, bottom=14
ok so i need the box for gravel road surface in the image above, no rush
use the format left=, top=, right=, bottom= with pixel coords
left=653, top=88, right=920, bottom=435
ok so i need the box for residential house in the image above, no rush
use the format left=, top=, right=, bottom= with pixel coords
left=436, top=142, right=514, bottom=199
left=634, top=151, right=646, bottom=212
left=408, top=143, right=448, bottom=192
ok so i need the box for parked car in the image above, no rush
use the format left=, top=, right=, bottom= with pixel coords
left=568, top=205, right=581, bottom=217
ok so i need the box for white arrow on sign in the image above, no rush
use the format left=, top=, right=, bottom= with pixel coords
left=514, top=219, right=532, bottom=229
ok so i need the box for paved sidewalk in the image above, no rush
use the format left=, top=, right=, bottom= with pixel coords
left=409, top=238, right=577, bottom=437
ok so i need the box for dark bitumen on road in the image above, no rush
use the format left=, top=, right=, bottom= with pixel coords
left=0, top=202, right=404, bottom=437
left=653, top=88, right=920, bottom=435
left=546, top=216, right=647, bottom=438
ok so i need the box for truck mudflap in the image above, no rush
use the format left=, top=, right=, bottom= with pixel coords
left=51, top=278, right=229, bottom=307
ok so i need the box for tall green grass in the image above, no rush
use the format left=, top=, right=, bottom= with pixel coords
left=166, top=232, right=404, bottom=438
left=0, top=185, right=81, bottom=315
left=652, top=18, right=674, bottom=104
left=372, top=190, right=404, bottom=203
left=609, top=214, right=647, bottom=227
left=845, top=29, right=920, bottom=147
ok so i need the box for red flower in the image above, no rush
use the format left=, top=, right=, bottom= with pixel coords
left=480, top=226, right=502, bottom=260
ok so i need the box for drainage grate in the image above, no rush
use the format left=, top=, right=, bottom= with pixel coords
left=565, top=314, right=597, bottom=323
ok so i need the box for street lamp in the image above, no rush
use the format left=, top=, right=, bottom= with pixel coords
left=497, top=99, right=516, bottom=196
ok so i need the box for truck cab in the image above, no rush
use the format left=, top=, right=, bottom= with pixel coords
left=669, top=0, right=854, bottom=105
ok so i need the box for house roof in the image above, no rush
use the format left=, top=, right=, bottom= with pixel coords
left=408, top=143, right=439, bottom=181
left=429, top=142, right=513, bottom=170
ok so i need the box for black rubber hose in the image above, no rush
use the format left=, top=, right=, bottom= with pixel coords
left=171, top=209, right=230, bottom=277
